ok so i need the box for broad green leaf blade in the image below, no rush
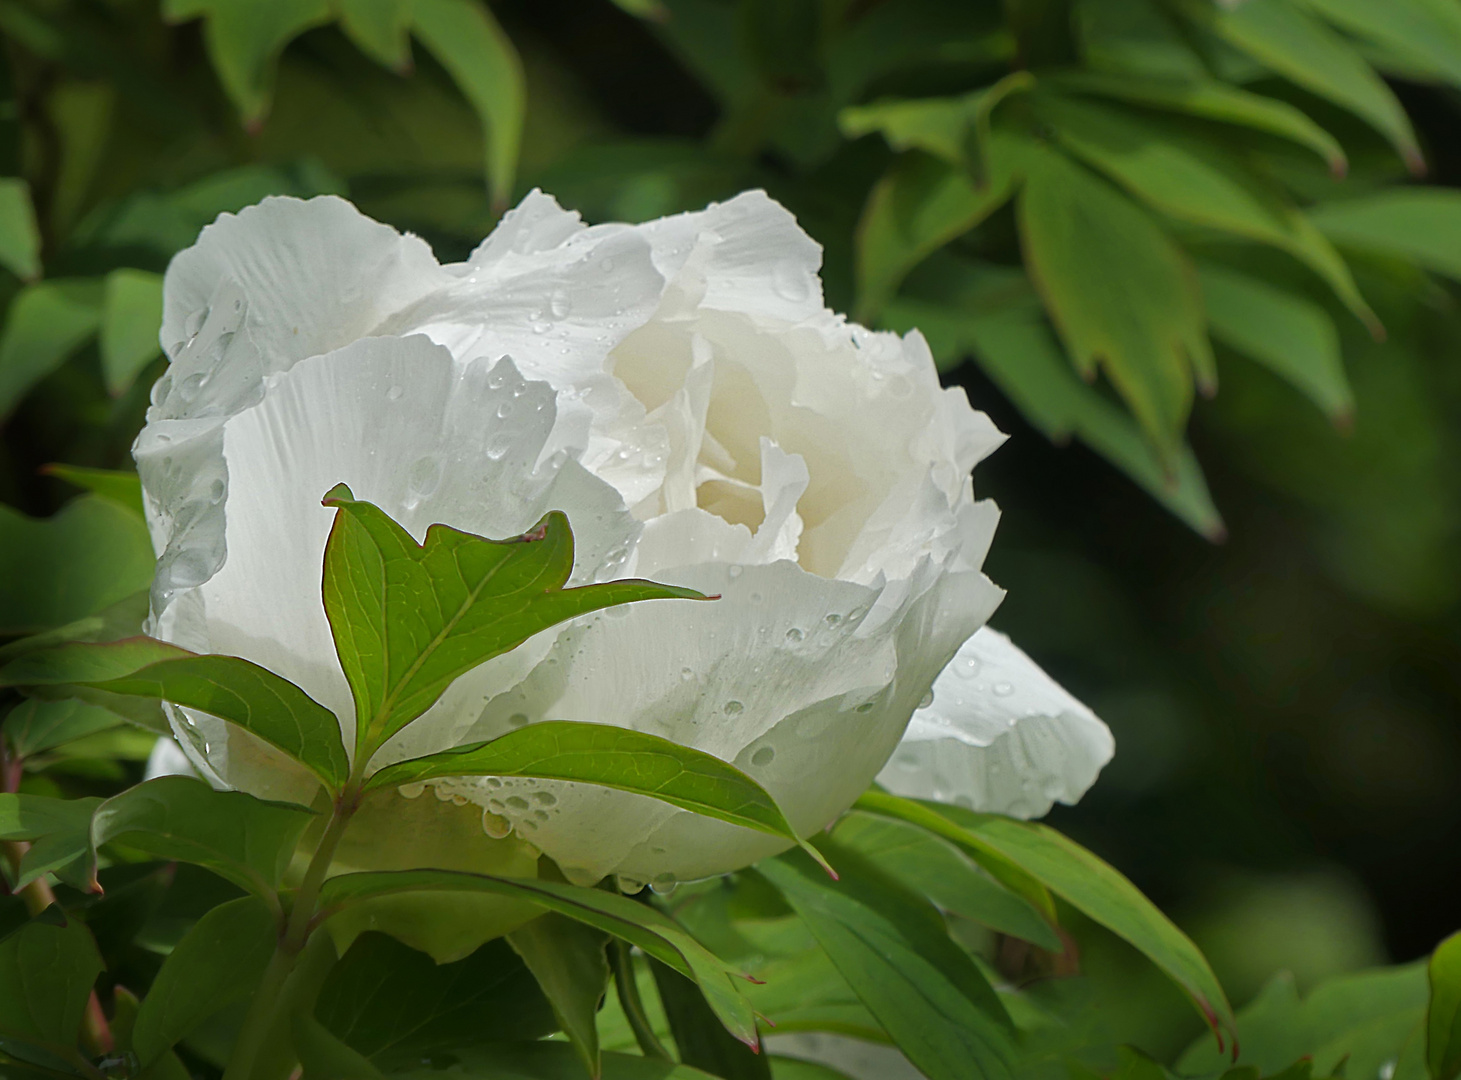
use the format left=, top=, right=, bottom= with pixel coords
left=758, top=846, right=1016, bottom=1080
left=161, top=0, right=332, bottom=125
left=0, top=793, right=103, bottom=892
left=411, top=0, right=525, bottom=208
left=365, top=720, right=803, bottom=848
left=94, top=776, right=317, bottom=896
left=1, top=640, right=349, bottom=789
left=1197, top=262, right=1352, bottom=423
left=321, top=486, right=708, bottom=758
left=0, top=914, right=103, bottom=1069
left=888, top=298, right=1223, bottom=539
left=317, top=869, right=759, bottom=1048
left=0, top=495, right=155, bottom=636
left=855, top=790, right=1238, bottom=1053
left=0, top=278, right=103, bottom=419
left=841, top=97, right=974, bottom=163
left=295, top=1012, right=386, bottom=1080
left=315, top=934, right=555, bottom=1070
left=855, top=138, right=1020, bottom=320
left=508, top=914, right=610, bottom=1078
left=1298, top=0, right=1461, bottom=89
left=338, top=0, right=413, bottom=70
left=407, top=1042, right=721, bottom=1079
left=0, top=177, right=41, bottom=281
left=99, top=269, right=163, bottom=397
left=1194, top=0, right=1423, bottom=171
left=1051, top=71, right=1346, bottom=174
left=39, top=465, right=145, bottom=519
left=3, top=697, right=123, bottom=758
left=1075, top=0, right=1210, bottom=80
left=831, top=811, right=1061, bottom=951
left=1032, top=92, right=1376, bottom=332
left=1431, top=932, right=1461, bottom=1080
left=1309, top=190, right=1461, bottom=282
left=1017, top=144, right=1206, bottom=461
left=650, top=960, right=772, bottom=1080
left=132, top=895, right=277, bottom=1065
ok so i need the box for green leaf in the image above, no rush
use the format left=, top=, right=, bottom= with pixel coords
left=132, top=895, right=278, bottom=1066
left=99, top=269, right=163, bottom=397
left=854, top=791, right=1238, bottom=1053
left=887, top=297, right=1223, bottom=538
left=1197, top=262, right=1353, bottom=423
left=1074, top=0, right=1209, bottom=80
left=320, top=485, right=707, bottom=760
left=295, top=1012, right=386, bottom=1080
left=1016, top=145, right=1208, bottom=460
left=94, top=776, right=316, bottom=896
left=39, top=466, right=145, bottom=519
left=1297, top=0, right=1461, bottom=89
left=0, top=279, right=103, bottom=420
left=855, top=140, right=1019, bottom=320
left=757, top=846, right=1016, bottom=1080
left=315, top=933, right=555, bottom=1070
left=0, top=495, right=155, bottom=636
left=650, top=959, right=772, bottom=1080
left=1051, top=72, right=1347, bottom=174
left=0, top=178, right=41, bottom=281
left=317, top=869, right=759, bottom=1048
left=3, top=698, right=123, bottom=759
left=1031, top=92, right=1376, bottom=333
left=161, top=0, right=333, bottom=125
left=0, top=913, right=103, bottom=1073
left=2, top=639, right=349, bottom=789
left=1309, top=190, right=1461, bottom=282
left=411, top=0, right=525, bottom=208
left=1192, top=0, right=1423, bottom=172
left=337, top=0, right=413, bottom=70
left=407, top=1042, right=721, bottom=1079
left=1431, top=933, right=1461, bottom=1080
left=0, top=793, right=102, bottom=892
left=830, top=811, right=1061, bottom=950
left=364, top=721, right=805, bottom=850
left=508, top=914, right=610, bottom=1078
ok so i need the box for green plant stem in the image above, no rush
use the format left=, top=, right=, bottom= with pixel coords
left=221, top=776, right=362, bottom=1080
left=611, top=938, right=673, bottom=1061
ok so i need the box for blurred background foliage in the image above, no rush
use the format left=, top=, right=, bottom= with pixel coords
left=1, top=0, right=1459, bottom=1066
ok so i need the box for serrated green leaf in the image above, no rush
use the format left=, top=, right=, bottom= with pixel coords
left=1431, top=933, right=1461, bottom=1080
left=1051, top=71, right=1346, bottom=175
left=650, top=959, right=771, bottom=1080
left=316, top=933, right=555, bottom=1070
left=321, top=485, right=707, bottom=760
left=856, top=790, right=1238, bottom=1055
left=1016, top=144, right=1207, bottom=460
left=831, top=811, right=1061, bottom=950
left=132, top=895, right=277, bottom=1066
left=1309, top=189, right=1461, bottom=282
left=162, top=0, right=332, bottom=125
left=1197, top=261, right=1352, bottom=422
left=758, top=845, right=1016, bottom=1080
left=39, top=466, right=145, bottom=519
left=508, top=914, right=610, bottom=1078
left=1297, top=0, right=1461, bottom=89
left=2, top=639, right=348, bottom=789
left=411, top=0, right=525, bottom=208
left=855, top=138, right=1020, bottom=320
left=317, top=869, right=759, bottom=1048
left=0, top=178, right=41, bottom=281
left=3, top=698, right=123, bottom=759
left=365, top=721, right=803, bottom=849
left=887, top=296, right=1223, bottom=538
left=337, top=0, right=413, bottom=70
left=1193, top=0, right=1423, bottom=172
left=0, top=495, right=154, bottom=637
left=1032, top=92, right=1376, bottom=333
left=99, top=269, right=163, bottom=397
left=0, top=913, right=103, bottom=1072
left=0, top=278, right=103, bottom=420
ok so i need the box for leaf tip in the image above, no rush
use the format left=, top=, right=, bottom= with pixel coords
left=321, top=482, right=355, bottom=507
left=800, top=839, right=838, bottom=880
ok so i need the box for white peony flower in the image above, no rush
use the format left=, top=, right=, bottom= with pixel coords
left=136, top=190, right=1113, bottom=889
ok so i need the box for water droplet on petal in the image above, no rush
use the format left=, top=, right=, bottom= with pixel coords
left=727, top=565, right=743, bottom=579
left=482, top=812, right=512, bottom=838
left=919, top=689, right=935, bottom=709
left=724, top=700, right=744, bottom=716
left=993, top=682, right=1013, bottom=697
left=508, top=712, right=529, bottom=727
left=386, top=385, right=404, bottom=401
left=506, top=795, right=530, bottom=810
left=533, top=791, right=556, bottom=806
left=752, top=746, right=775, bottom=766
left=680, top=667, right=695, bottom=681
left=784, top=627, right=804, bottom=643
left=549, top=289, right=572, bottom=318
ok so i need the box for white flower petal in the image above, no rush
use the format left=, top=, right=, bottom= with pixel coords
left=878, top=628, right=1115, bottom=819
left=432, top=558, right=1002, bottom=885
